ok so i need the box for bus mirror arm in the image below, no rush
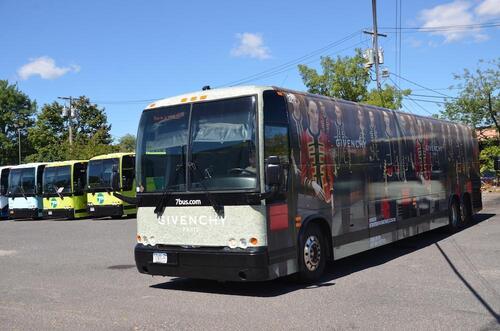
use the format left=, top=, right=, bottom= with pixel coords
left=258, top=185, right=279, bottom=200
left=113, top=191, right=138, bottom=205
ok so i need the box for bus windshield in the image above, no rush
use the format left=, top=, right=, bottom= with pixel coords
left=43, top=166, right=71, bottom=194
left=87, top=158, right=119, bottom=190
left=136, top=96, right=257, bottom=193
left=8, top=168, right=36, bottom=195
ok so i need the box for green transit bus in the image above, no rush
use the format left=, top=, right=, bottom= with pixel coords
left=42, top=160, right=89, bottom=219
left=87, top=153, right=136, bottom=218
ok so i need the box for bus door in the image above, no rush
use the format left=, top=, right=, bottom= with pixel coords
left=263, top=91, right=294, bottom=267
left=36, top=165, right=46, bottom=211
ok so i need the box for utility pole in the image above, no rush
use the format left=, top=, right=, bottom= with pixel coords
left=363, top=0, right=386, bottom=90
left=18, top=128, right=21, bottom=164
left=58, top=96, right=76, bottom=145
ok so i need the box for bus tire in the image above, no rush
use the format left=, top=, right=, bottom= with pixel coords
left=461, top=195, right=472, bottom=225
left=448, top=199, right=461, bottom=233
left=297, top=223, right=326, bottom=283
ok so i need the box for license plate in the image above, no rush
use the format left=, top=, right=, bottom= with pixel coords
left=153, top=252, right=168, bottom=264
left=48, top=211, right=52, bottom=215
left=90, top=207, right=95, bottom=212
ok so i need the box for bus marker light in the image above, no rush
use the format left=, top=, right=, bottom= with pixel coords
left=148, top=103, right=156, bottom=108
left=200, top=95, right=207, bottom=100
left=228, top=238, right=237, bottom=249
left=181, top=98, right=188, bottom=103
left=295, top=216, right=302, bottom=228
left=239, top=239, right=248, bottom=249
left=190, top=96, right=197, bottom=101
left=250, top=237, right=258, bottom=246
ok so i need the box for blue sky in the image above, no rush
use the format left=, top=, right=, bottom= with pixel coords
left=1, top=0, right=499, bottom=140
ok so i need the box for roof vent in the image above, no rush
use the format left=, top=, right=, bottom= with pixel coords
left=202, top=85, right=211, bottom=91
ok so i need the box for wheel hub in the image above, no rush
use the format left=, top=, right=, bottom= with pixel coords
left=304, top=235, right=321, bottom=271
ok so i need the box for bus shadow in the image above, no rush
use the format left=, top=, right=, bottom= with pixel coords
left=150, top=213, right=496, bottom=298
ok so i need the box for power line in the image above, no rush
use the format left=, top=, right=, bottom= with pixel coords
left=409, top=93, right=458, bottom=99
left=390, top=72, right=452, bottom=98
left=403, top=97, right=446, bottom=104
left=217, top=30, right=363, bottom=87
left=389, top=76, right=436, bottom=116
left=221, top=38, right=369, bottom=87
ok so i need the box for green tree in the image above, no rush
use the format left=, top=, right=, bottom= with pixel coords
left=479, top=145, right=500, bottom=175
left=27, top=96, right=115, bottom=162
left=365, top=84, right=411, bottom=110
left=26, top=102, right=67, bottom=162
left=440, top=58, right=499, bottom=135
left=0, top=80, right=36, bottom=165
left=298, top=50, right=411, bottom=110
left=71, top=96, right=113, bottom=146
left=298, top=49, right=370, bottom=102
left=117, top=134, right=136, bottom=152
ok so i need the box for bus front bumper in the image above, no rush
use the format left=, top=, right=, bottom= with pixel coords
left=43, top=209, right=74, bottom=219
left=134, top=244, right=272, bottom=281
left=9, top=208, right=40, bottom=219
left=87, top=205, right=123, bottom=218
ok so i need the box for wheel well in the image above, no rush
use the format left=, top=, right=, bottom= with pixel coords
left=302, top=217, right=333, bottom=261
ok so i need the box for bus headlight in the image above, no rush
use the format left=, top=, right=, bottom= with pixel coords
left=228, top=238, right=237, bottom=249
left=239, top=238, right=248, bottom=249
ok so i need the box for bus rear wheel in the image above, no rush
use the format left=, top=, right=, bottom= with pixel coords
left=297, top=223, right=326, bottom=282
left=448, top=199, right=462, bottom=232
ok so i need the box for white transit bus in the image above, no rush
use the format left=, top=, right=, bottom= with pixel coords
left=7, top=163, right=47, bottom=219
left=132, top=86, right=482, bottom=282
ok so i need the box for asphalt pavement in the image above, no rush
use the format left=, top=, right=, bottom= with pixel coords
left=0, top=193, right=499, bottom=330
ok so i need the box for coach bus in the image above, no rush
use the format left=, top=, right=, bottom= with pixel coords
left=42, top=160, right=89, bottom=219
left=7, top=163, right=47, bottom=219
left=86, top=153, right=136, bottom=218
left=132, top=86, right=482, bottom=282
left=0, top=166, right=12, bottom=218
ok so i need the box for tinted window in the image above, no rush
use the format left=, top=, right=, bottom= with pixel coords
left=122, top=155, right=135, bottom=191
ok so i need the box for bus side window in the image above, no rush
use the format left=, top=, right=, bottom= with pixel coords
left=263, top=90, right=290, bottom=190
left=122, top=156, right=135, bottom=191
left=0, top=169, right=9, bottom=195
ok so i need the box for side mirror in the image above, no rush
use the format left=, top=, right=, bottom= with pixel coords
left=265, top=156, right=282, bottom=187
left=111, top=172, right=120, bottom=191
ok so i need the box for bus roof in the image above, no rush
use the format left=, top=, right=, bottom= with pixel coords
left=45, top=160, right=88, bottom=168
left=9, top=162, right=47, bottom=170
left=89, top=152, right=135, bottom=161
left=145, top=85, right=470, bottom=129
left=145, top=85, right=273, bottom=110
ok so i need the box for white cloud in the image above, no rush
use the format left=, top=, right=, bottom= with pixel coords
left=17, top=56, right=80, bottom=80
left=230, top=33, right=271, bottom=60
left=419, top=1, right=487, bottom=42
left=475, top=0, right=500, bottom=17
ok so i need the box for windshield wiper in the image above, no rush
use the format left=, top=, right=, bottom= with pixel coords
left=18, top=185, right=27, bottom=199
left=188, top=161, right=224, bottom=216
left=154, top=163, right=185, bottom=215
left=53, top=185, right=64, bottom=200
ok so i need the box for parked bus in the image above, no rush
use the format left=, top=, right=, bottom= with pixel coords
left=133, top=86, right=482, bottom=282
left=0, top=166, right=12, bottom=218
left=86, top=153, right=136, bottom=218
left=7, top=163, right=47, bottom=219
left=42, top=160, right=89, bottom=219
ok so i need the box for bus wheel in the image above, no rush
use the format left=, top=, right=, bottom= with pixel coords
left=298, top=223, right=326, bottom=282
left=448, top=199, right=461, bottom=232
left=461, top=196, right=472, bottom=225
